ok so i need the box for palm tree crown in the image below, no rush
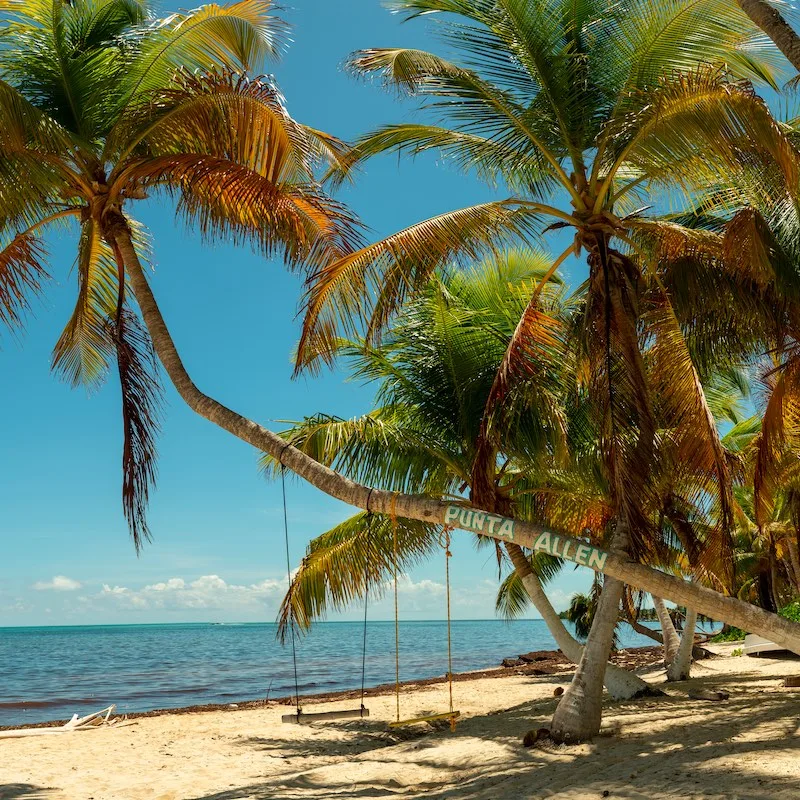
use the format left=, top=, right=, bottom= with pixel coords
left=294, top=0, right=799, bottom=562
left=0, top=0, right=360, bottom=545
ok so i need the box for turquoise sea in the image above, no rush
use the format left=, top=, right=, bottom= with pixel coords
left=0, top=619, right=676, bottom=727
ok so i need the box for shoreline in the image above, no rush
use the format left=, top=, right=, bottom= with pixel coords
left=0, top=645, right=667, bottom=731
left=2, top=643, right=798, bottom=799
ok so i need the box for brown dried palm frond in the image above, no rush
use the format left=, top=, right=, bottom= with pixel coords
left=109, top=307, right=164, bottom=552
left=0, top=232, right=48, bottom=333
left=577, top=245, right=657, bottom=557
left=754, top=355, right=800, bottom=527
left=643, top=289, right=734, bottom=576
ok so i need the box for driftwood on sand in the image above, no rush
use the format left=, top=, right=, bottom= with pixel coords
left=0, top=706, right=118, bottom=739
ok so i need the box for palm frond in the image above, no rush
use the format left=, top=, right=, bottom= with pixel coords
left=110, top=306, right=163, bottom=551
left=0, top=232, right=48, bottom=333
left=52, top=216, right=119, bottom=388
left=644, top=287, right=733, bottom=538
left=260, top=409, right=461, bottom=495
left=495, top=568, right=530, bottom=620
left=754, top=357, right=800, bottom=526
left=122, top=0, right=287, bottom=103
left=111, top=70, right=362, bottom=271
left=295, top=201, right=545, bottom=374
left=603, top=68, right=798, bottom=206
left=277, top=512, right=440, bottom=641
left=345, top=46, right=571, bottom=192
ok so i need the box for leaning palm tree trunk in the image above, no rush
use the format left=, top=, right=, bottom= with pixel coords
left=666, top=608, right=698, bottom=681
left=550, top=572, right=627, bottom=742
left=548, top=524, right=630, bottom=742
left=116, top=229, right=800, bottom=653
left=653, top=596, right=682, bottom=666
left=505, top=543, right=654, bottom=700
left=737, top=0, right=800, bottom=73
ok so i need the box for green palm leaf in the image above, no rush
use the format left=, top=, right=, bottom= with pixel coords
left=277, top=512, right=440, bottom=641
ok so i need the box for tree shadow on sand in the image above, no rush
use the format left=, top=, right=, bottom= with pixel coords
left=187, top=671, right=800, bottom=800
left=234, top=718, right=428, bottom=759
left=0, top=786, right=56, bottom=799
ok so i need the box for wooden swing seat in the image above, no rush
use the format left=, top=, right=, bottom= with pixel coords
left=281, top=706, right=370, bottom=725
left=389, top=710, right=460, bottom=728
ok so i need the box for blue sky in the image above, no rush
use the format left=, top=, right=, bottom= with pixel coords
left=0, top=0, right=593, bottom=626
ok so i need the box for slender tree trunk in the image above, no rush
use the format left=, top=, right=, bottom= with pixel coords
left=737, top=0, right=800, bottom=73
left=758, top=568, right=777, bottom=612
left=116, top=228, right=800, bottom=653
left=505, top=543, right=655, bottom=700
left=666, top=607, right=697, bottom=681
left=787, top=538, right=800, bottom=594
left=652, top=596, right=681, bottom=666
left=549, top=524, right=629, bottom=743
left=769, top=548, right=782, bottom=610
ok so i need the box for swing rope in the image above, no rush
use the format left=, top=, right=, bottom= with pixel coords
left=281, top=465, right=301, bottom=717
left=443, top=526, right=456, bottom=731
left=279, top=464, right=371, bottom=724
left=360, top=511, right=372, bottom=713
left=391, top=493, right=401, bottom=724
left=390, top=493, right=458, bottom=730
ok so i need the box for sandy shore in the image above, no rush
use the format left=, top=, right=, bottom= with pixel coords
left=1, top=643, right=798, bottom=800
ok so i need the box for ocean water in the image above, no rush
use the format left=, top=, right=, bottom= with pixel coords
left=0, top=619, right=676, bottom=727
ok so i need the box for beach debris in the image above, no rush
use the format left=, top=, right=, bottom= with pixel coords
left=687, top=689, right=730, bottom=702
left=518, top=651, right=560, bottom=664
left=0, top=705, right=118, bottom=739
left=522, top=727, right=551, bottom=747
left=502, top=658, right=525, bottom=668
left=553, top=687, right=564, bottom=697
left=783, top=675, right=800, bottom=687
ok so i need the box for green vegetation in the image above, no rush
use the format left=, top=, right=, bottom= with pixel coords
left=779, top=601, right=800, bottom=623
left=711, top=627, right=748, bottom=643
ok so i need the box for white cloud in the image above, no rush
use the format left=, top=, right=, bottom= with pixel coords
left=32, top=575, right=82, bottom=591
left=93, top=574, right=287, bottom=613
left=1, top=599, right=32, bottom=613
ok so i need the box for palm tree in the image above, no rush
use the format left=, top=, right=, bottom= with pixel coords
left=0, top=0, right=359, bottom=545
left=736, top=0, right=800, bottom=72
left=291, top=0, right=800, bottom=740
left=3, top=0, right=799, bottom=724
left=270, top=251, right=655, bottom=699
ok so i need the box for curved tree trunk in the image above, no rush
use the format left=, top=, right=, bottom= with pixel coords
left=549, top=524, right=629, bottom=743
left=116, top=228, right=800, bottom=654
left=505, top=543, right=654, bottom=700
left=737, top=0, right=800, bottom=73
left=626, top=615, right=663, bottom=645
left=652, top=596, right=681, bottom=666
left=666, top=607, right=697, bottom=681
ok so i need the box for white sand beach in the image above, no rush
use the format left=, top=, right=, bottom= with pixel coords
left=1, top=644, right=798, bottom=800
